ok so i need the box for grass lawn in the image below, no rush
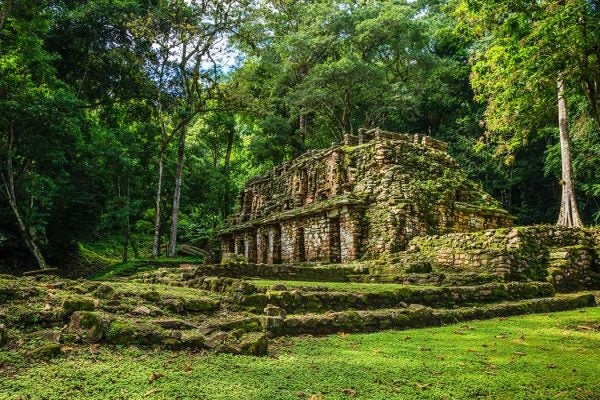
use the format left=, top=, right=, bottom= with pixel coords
left=1, top=307, right=599, bottom=400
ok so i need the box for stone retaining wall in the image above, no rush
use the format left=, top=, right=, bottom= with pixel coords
left=407, top=226, right=600, bottom=290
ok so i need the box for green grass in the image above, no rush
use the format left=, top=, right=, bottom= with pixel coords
left=106, top=281, right=219, bottom=301
left=249, top=279, right=435, bottom=293
left=1, top=307, right=599, bottom=399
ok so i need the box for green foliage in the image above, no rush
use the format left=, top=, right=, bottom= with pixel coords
left=0, top=0, right=598, bottom=270
left=0, top=0, right=106, bottom=265
left=454, top=0, right=600, bottom=223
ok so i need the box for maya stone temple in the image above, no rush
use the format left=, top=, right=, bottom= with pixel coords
left=220, top=128, right=512, bottom=264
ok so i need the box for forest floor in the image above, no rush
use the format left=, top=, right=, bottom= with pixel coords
left=1, top=307, right=600, bottom=400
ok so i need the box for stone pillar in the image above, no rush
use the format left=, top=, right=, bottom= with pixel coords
left=270, top=225, right=282, bottom=264
left=280, top=222, right=294, bottom=263
left=257, top=229, right=269, bottom=264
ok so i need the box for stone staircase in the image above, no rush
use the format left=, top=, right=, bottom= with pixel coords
left=123, top=261, right=597, bottom=349
left=3, top=228, right=597, bottom=359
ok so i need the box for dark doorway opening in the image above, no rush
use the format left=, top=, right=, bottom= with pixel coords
left=329, top=218, right=341, bottom=263
left=236, top=239, right=245, bottom=255
left=296, top=227, right=306, bottom=262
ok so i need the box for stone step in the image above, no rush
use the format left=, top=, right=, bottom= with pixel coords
left=347, top=272, right=505, bottom=286
left=134, top=262, right=369, bottom=284
left=264, top=293, right=597, bottom=337
left=129, top=272, right=559, bottom=314
left=236, top=282, right=556, bottom=314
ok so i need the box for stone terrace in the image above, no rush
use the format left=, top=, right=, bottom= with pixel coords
left=2, top=226, right=597, bottom=358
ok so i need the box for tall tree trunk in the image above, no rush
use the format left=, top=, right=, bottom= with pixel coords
left=168, top=126, right=187, bottom=257
left=4, top=184, right=47, bottom=269
left=556, top=75, right=583, bottom=228
left=299, top=112, right=306, bottom=144
left=222, top=126, right=234, bottom=219
left=2, top=127, right=47, bottom=269
left=122, top=176, right=130, bottom=263
left=151, top=151, right=165, bottom=258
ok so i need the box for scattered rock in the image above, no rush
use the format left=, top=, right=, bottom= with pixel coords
left=132, top=305, right=152, bottom=316
left=183, top=298, right=219, bottom=312
left=180, top=332, right=206, bottom=350
left=62, top=297, right=95, bottom=315
left=162, top=298, right=184, bottom=313
left=105, top=320, right=165, bottom=346
left=93, top=284, right=114, bottom=298
left=47, top=282, right=66, bottom=289
left=205, top=331, right=229, bottom=349
left=27, top=343, right=61, bottom=359
left=237, top=332, right=268, bottom=356
left=69, top=311, right=109, bottom=343
left=264, top=304, right=287, bottom=318
left=232, top=281, right=256, bottom=295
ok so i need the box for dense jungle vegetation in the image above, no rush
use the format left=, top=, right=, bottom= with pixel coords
left=1, top=0, right=599, bottom=272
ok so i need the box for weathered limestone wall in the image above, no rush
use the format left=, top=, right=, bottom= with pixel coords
left=221, top=128, right=512, bottom=264
left=346, top=131, right=511, bottom=256
left=407, top=226, right=600, bottom=291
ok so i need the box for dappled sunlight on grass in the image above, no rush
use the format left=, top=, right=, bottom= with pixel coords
left=2, top=308, right=599, bottom=399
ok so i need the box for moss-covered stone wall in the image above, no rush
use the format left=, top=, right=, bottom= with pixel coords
left=405, top=225, right=600, bottom=291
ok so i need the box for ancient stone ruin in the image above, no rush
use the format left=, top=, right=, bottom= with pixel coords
left=221, top=128, right=512, bottom=264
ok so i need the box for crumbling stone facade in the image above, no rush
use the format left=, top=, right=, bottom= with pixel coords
left=405, top=225, right=600, bottom=291
left=221, top=129, right=512, bottom=264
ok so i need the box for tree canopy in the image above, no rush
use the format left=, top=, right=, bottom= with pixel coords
left=0, top=0, right=598, bottom=271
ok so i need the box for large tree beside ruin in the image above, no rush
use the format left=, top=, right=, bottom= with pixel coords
left=456, top=0, right=600, bottom=227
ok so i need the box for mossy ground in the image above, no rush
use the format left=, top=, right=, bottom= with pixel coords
left=1, top=308, right=599, bottom=400
left=89, top=258, right=203, bottom=280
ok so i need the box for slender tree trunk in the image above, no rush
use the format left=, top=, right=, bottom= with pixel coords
left=299, top=112, right=306, bottom=144
left=222, top=126, right=234, bottom=219
left=556, top=75, right=583, bottom=228
left=168, top=126, right=187, bottom=257
left=2, top=127, right=47, bottom=269
left=4, top=185, right=47, bottom=269
left=122, top=176, right=130, bottom=263
left=151, top=151, right=165, bottom=258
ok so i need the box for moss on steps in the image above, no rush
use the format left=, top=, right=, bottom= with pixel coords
left=266, top=293, right=596, bottom=337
